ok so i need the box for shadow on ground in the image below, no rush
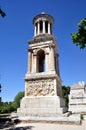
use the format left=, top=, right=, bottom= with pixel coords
left=11, top=126, right=33, bottom=130
left=0, top=122, right=34, bottom=130
left=0, top=117, right=34, bottom=130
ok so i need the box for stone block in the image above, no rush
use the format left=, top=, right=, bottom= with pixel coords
left=69, top=81, right=86, bottom=113
left=17, top=96, right=66, bottom=117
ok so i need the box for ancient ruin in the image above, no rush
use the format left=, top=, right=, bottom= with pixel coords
left=17, top=13, right=67, bottom=117
left=69, top=81, right=86, bottom=113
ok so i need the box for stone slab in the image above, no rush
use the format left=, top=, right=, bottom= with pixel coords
left=17, top=96, right=66, bottom=116
left=16, top=114, right=81, bottom=125
left=69, top=82, right=86, bottom=113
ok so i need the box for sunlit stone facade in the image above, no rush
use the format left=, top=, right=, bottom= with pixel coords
left=17, top=13, right=66, bottom=116
left=69, top=81, right=86, bottom=113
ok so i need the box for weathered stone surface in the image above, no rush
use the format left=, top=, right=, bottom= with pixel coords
left=17, top=96, right=66, bottom=116
left=24, top=72, right=62, bottom=97
left=69, top=81, right=86, bottom=113
left=25, top=79, right=55, bottom=96
left=17, top=114, right=81, bottom=125
left=17, top=13, right=67, bottom=117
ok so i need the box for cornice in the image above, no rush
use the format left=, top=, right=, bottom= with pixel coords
left=28, top=34, right=56, bottom=44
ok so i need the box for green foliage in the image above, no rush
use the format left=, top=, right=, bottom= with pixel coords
left=12, top=91, right=24, bottom=110
left=0, top=102, right=15, bottom=114
left=71, top=18, right=86, bottom=49
left=62, top=85, right=70, bottom=107
left=0, top=91, right=24, bottom=114
left=0, top=8, right=6, bottom=17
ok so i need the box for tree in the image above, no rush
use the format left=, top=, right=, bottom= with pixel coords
left=62, top=85, right=70, bottom=107
left=0, top=101, right=14, bottom=114
left=0, top=8, right=6, bottom=17
left=12, top=91, right=24, bottom=110
left=0, top=91, right=24, bottom=114
left=71, top=18, right=86, bottom=49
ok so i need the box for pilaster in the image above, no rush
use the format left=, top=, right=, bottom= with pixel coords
left=45, top=53, right=49, bottom=71
left=50, top=47, right=55, bottom=71
left=28, top=51, right=31, bottom=73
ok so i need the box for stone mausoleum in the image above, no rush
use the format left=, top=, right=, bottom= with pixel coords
left=17, top=13, right=66, bottom=117
left=69, top=81, right=86, bottom=113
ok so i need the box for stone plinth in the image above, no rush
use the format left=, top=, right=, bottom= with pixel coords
left=17, top=72, right=66, bottom=117
left=69, top=81, right=86, bottom=113
left=17, top=96, right=66, bottom=117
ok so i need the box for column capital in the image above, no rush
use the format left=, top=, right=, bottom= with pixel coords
left=28, top=48, right=33, bottom=53
left=45, top=52, right=49, bottom=55
left=49, top=44, right=55, bottom=48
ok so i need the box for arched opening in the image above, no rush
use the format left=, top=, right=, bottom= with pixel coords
left=37, top=50, right=45, bottom=72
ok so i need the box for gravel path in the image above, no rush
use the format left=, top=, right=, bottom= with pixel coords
left=15, top=121, right=86, bottom=130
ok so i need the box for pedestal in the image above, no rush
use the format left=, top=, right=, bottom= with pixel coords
left=17, top=72, right=67, bottom=117
left=17, top=96, right=66, bottom=117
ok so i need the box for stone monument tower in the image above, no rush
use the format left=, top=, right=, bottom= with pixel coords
left=17, top=13, right=66, bottom=117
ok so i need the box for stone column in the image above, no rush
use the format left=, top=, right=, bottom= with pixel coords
left=55, top=54, right=57, bottom=73
left=45, top=53, right=49, bottom=71
left=43, top=20, right=45, bottom=34
left=32, top=54, right=37, bottom=73
left=48, top=22, right=51, bottom=34
left=34, top=24, right=36, bottom=36
left=28, top=51, right=31, bottom=73
left=50, top=47, right=55, bottom=71
left=38, top=22, right=40, bottom=35
left=56, top=54, right=60, bottom=76
left=31, top=53, right=33, bottom=73
left=50, top=24, right=52, bottom=34
left=31, top=53, right=36, bottom=73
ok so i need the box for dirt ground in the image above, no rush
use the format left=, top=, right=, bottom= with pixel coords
left=15, top=121, right=86, bottom=130
left=0, top=120, right=86, bottom=130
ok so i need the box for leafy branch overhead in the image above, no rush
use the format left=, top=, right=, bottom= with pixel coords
left=0, top=8, right=6, bottom=17
left=71, top=18, right=86, bottom=49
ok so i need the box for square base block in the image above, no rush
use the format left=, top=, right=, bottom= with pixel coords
left=17, top=96, right=66, bottom=117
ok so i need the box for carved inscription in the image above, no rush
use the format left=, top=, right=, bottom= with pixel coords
left=26, top=79, right=55, bottom=96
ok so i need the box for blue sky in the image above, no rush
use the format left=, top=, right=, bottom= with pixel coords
left=0, top=0, right=86, bottom=102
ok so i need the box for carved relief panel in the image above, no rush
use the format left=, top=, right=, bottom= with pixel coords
left=26, top=78, right=55, bottom=96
